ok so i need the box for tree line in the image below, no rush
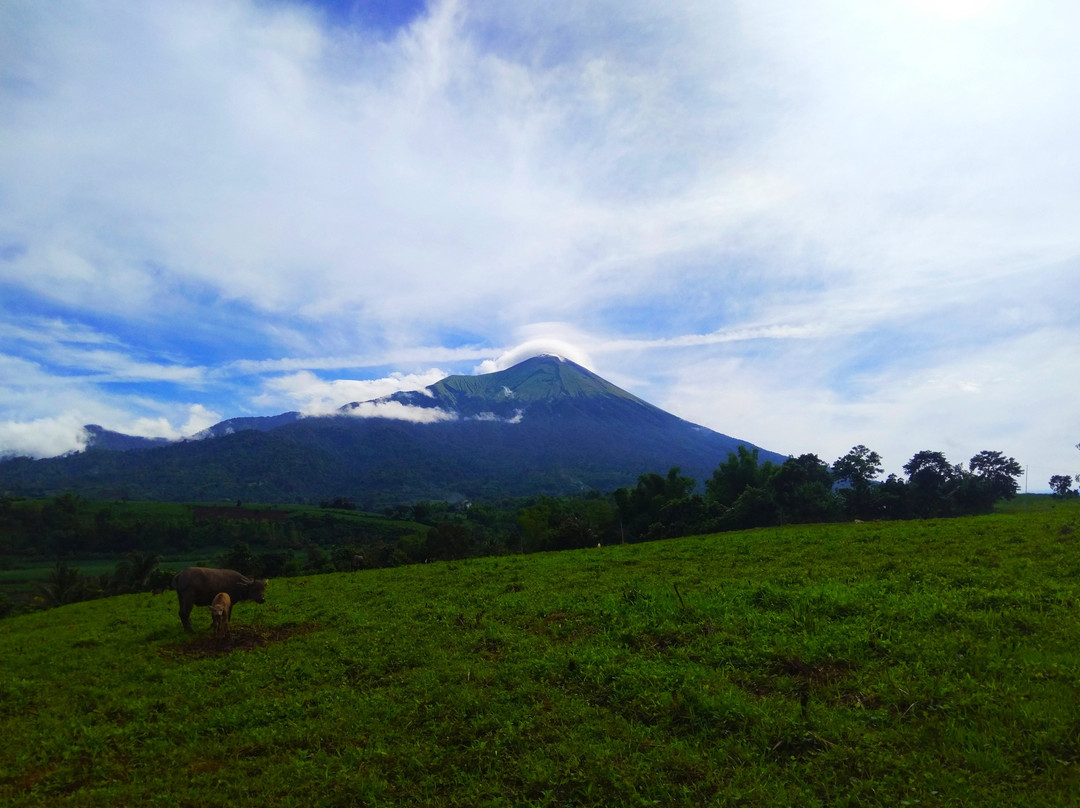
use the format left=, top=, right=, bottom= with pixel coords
left=386, top=445, right=1031, bottom=558
left=505, top=446, right=1027, bottom=554
left=0, top=444, right=1039, bottom=616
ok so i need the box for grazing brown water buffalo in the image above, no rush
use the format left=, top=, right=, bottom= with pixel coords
left=210, top=592, right=232, bottom=638
left=172, top=567, right=267, bottom=633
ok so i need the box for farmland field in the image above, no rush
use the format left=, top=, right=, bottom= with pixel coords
left=2, top=498, right=1079, bottom=806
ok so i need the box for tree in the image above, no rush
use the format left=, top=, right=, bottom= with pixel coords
left=723, top=485, right=779, bottom=530
left=424, top=522, right=473, bottom=560
left=614, top=467, right=699, bottom=541
left=877, top=474, right=912, bottom=519
left=109, top=550, right=162, bottom=594
left=303, top=544, right=334, bottom=574
left=260, top=551, right=298, bottom=577
left=32, top=562, right=96, bottom=609
left=833, top=445, right=884, bottom=520
left=219, top=542, right=259, bottom=576
left=1050, top=475, right=1074, bottom=497
left=832, top=445, right=883, bottom=489
left=770, top=454, right=842, bottom=524
left=968, top=451, right=1023, bottom=501
left=903, top=450, right=961, bottom=517
left=706, top=447, right=775, bottom=507
left=903, top=450, right=958, bottom=489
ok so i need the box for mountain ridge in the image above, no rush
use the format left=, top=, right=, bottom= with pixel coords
left=0, top=355, right=786, bottom=505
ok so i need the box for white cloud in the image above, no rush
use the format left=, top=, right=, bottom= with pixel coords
left=0, top=315, right=116, bottom=347
left=0, top=347, right=225, bottom=455
left=0, top=402, right=222, bottom=457
left=225, top=347, right=491, bottom=376
left=0, top=415, right=89, bottom=459
left=45, top=348, right=206, bottom=384
left=477, top=335, right=596, bottom=374
left=117, top=404, right=223, bottom=441
left=657, top=326, right=1080, bottom=491
left=0, top=0, right=820, bottom=338
left=468, top=409, right=524, bottom=424
left=256, top=369, right=448, bottom=415
left=900, top=0, right=1006, bottom=23
left=338, top=400, right=457, bottom=424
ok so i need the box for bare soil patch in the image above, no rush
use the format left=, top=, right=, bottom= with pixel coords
left=161, top=622, right=320, bottom=659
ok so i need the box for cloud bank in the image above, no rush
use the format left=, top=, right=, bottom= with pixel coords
left=1, top=0, right=1077, bottom=486
left=256, top=369, right=447, bottom=415
left=339, top=400, right=457, bottom=424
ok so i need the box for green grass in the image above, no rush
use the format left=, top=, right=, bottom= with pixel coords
left=3, top=502, right=1080, bottom=806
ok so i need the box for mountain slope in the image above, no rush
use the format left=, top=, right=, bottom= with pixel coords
left=0, top=356, right=786, bottom=505
left=422, top=355, right=649, bottom=409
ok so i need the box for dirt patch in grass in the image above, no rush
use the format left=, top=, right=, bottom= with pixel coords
left=160, top=622, right=320, bottom=659
left=530, top=610, right=597, bottom=644
left=0, top=764, right=56, bottom=793
left=732, top=655, right=857, bottom=699
left=769, top=655, right=854, bottom=682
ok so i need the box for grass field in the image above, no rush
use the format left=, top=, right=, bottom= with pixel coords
left=2, top=499, right=1079, bottom=806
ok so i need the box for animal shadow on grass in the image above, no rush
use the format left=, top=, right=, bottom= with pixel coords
left=160, top=622, right=320, bottom=659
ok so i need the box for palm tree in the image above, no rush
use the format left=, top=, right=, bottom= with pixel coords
left=33, top=562, right=93, bottom=608
left=110, top=551, right=162, bottom=594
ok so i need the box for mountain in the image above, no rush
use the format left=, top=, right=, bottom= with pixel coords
left=82, top=424, right=174, bottom=452
left=82, top=412, right=304, bottom=451
left=0, top=355, right=786, bottom=506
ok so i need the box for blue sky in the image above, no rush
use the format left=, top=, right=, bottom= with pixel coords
left=1, top=0, right=1078, bottom=488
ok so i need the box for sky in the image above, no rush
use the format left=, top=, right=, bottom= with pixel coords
left=1, top=0, right=1078, bottom=489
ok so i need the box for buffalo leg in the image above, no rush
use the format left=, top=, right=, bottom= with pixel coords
left=178, top=595, right=195, bottom=633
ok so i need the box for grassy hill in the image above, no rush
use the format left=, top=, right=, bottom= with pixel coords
left=3, top=499, right=1079, bottom=806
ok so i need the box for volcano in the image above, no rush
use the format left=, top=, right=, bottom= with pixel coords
left=0, top=355, right=786, bottom=506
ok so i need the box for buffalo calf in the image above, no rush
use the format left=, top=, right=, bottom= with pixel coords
left=210, top=592, right=232, bottom=638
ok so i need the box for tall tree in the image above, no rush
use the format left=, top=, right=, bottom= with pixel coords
left=968, top=451, right=1023, bottom=501
left=614, top=467, right=698, bottom=541
left=706, top=446, right=775, bottom=507
left=1049, top=475, right=1074, bottom=497
left=832, top=445, right=883, bottom=489
left=33, top=562, right=95, bottom=608
left=771, top=454, right=841, bottom=524
left=904, top=451, right=959, bottom=490
left=833, top=445, right=884, bottom=519
left=109, top=550, right=162, bottom=594
left=220, top=542, right=259, bottom=576
left=904, top=450, right=961, bottom=517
